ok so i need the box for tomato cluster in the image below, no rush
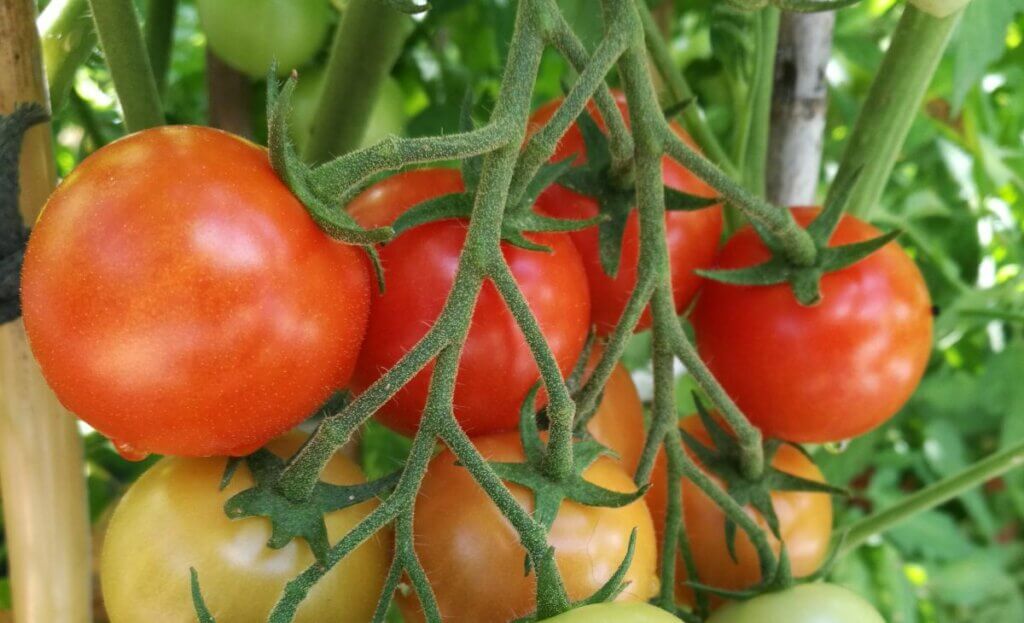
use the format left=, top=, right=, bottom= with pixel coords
left=19, top=88, right=932, bottom=621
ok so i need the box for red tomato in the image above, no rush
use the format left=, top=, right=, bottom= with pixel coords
left=22, top=126, right=371, bottom=457
left=402, top=432, right=659, bottom=623
left=647, top=417, right=833, bottom=607
left=349, top=169, right=591, bottom=436
left=691, top=208, right=933, bottom=443
left=531, top=93, right=723, bottom=334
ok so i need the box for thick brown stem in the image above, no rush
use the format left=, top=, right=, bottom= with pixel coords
left=0, top=2, right=92, bottom=622
left=205, top=50, right=252, bottom=138
left=766, top=11, right=835, bottom=206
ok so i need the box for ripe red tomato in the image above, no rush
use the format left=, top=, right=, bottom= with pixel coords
left=348, top=169, right=591, bottom=436
left=691, top=208, right=933, bottom=443
left=531, top=92, right=723, bottom=334
left=584, top=351, right=646, bottom=475
left=401, top=432, right=659, bottom=623
left=647, top=417, right=833, bottom=607
left=22, top=126, right=371, bottom=457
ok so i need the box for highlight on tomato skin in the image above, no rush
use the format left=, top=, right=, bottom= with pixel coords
left=399, top=432, right=660, bottom=623
left=20, top=126, right=372, bottom=458
left=348, top=168, right=592, bottom=438
left=530, top=92, right=724, bottom=335
left=646, top=416, right=834, bottom=608
left=691, top=207, right=934, bottom=444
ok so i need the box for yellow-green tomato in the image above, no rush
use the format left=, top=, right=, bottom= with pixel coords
left=541, top=603, right=684, bottom=622
left=100, top=434, right=390, bottom=623
left=707, top=584, right=885, bottom=623
left=909, top=0, right=973, bottom=18
left=197, top=0, right=333, bottom=78
left=290, top=66, right=406, bottom=152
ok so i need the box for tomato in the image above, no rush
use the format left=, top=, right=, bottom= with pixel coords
left=691, top=208, right=933, bottom=443
left=100, top=434, right=390, bottom=623
left=290, top=67, right=406, bottom=154
left=22, top=126, right=370, bottom=457
left=540, top=602, right=683, bottom=622
left=197, top=0, right=333, bottom=78
left=531, top=92, right=723, bottom=334
left=707, top=584, right=884, bottom=623
left=401, top=432, right=659, bottom=623
left=349, top=169, right=591, bottom=437
left=584, top=351, right=646, bottom=475
left=646, top=417, right=832, bottom=606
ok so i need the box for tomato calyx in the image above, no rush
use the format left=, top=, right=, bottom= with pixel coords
left=682, top=401, right=846, bottom=569
left=221, top=448, right=399, bottom=564
left=698, top=172, right=899, bottom=305
left=556, top=111, right=719, bottom=277
left=488, top=386, right=650, bottom=535
left=265, top=72, right=392, bottom=289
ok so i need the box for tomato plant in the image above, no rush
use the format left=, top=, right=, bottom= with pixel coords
left=196, top=0, right=334, bottom=78
left=532, top=93, right=723, bottom=334
left=539, top=602, right=684, bottom=622
left=21, top=126, right=371, bottom=457
left=400, top=432, right=659, bottom=623
left=692, top=208, right=933, bottom=444
left=348, top=168, right=591, bottom=437
left=584, top=353, right=646, bottom=474
left=99, top=434, right=390, bottom=623
left=706, top=584, right=885, bottom=623
left=646, top=417, right=833, bottom=605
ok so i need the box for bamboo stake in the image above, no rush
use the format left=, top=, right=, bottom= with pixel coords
left=0, top=2, right=92, bottom=622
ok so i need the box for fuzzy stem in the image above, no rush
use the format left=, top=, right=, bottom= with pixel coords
left=143, top=0, right=177, bottom=95
left=87, top=0, right=164, bottom=131
left=302, top=0, right=411, bottom=163
left=635, top=0, right=737, bottom=178
left=37, top=0, right=96, bottom=112
left=839, top=438, right=1024, bottom=557
left=827, top=4, right=962, bottom=218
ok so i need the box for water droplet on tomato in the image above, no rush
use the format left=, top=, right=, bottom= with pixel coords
left=823, top=440, right=851, bottom=454
left=113, top=439, right=150, bottom=462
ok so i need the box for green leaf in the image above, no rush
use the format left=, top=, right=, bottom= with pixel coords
left=949, top=0, right=1024, bottom=112
left=817, top=231, right=902, bottom=272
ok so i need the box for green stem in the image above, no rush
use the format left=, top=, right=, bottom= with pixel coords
left=839, top=438, right=1024, bottom=556
left=143, top=0, right=177, bottom=95
left=635, top=0, right=737, bottom=178
left=742, top=7, right=779, bottom=196
left=302, top=0, right=411, bottom=163
left=957, top=308, right=1024, bottom=324
left=827, top=4, right=962, bottom=218
left=662, top=125, right=817, bottom=268
left=37, top=0, right=97, bottom=112
left=87, top=0, right=164, bottom=131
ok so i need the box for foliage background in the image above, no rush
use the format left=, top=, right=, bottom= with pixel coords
left=2, top=0, right=1023, bottom=621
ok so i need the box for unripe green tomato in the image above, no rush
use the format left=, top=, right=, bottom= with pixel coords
left=197, top=0, right=333, bottom=78
left=540, top=603, right=684, bottom=622
left=290, top=66, right=406, bottom=151
left=707, top=584, right=885, bottom=623
left=908, top=0, right=972, bottom=18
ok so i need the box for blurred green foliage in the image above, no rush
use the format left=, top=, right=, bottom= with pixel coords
left=8, top=0, right=1024, bottom=620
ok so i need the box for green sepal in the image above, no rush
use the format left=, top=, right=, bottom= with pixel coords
left=818, top=230, right=901, bottom=272
left=665, top=188, right=721, bottom=212
left=515, top=159, right=576, bottom=213
left=391, top=193, right=474, bottom=235
left=222, top=448, right=400, bottom=563
left=264, top=69, right=392, bottom=292
left=190, top=568, right=217, bottom=623
left=679, top=396, right=843, bottom=567
left=576, top=108, right=611, bottom=170
left=219, top=458, right=242, bottom=491
left=459, top=90, right=483, bottom=194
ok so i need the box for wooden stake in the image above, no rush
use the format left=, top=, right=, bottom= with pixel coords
left=0, top=2, right=92, bottom=622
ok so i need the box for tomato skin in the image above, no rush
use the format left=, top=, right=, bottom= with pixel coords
left=349, top=169, right=591, bottom=437
left=197, top=0, right=333, bottom=78
left=22, top=126, right=371, bottom=457
left=401, top=432, right=659, bottom=623
left=584, top=353, right=646, bottom=475
left=691, top=208, right=933, bottom=443
left=531, top=93, right=723, bottom=334
left=647, top=417, right=833, bottom=606
left=707, top=584, right=885, bottom=623
left=540, top=602, right=684, bottom=622
left=100, top=434, right=390, bottom=623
